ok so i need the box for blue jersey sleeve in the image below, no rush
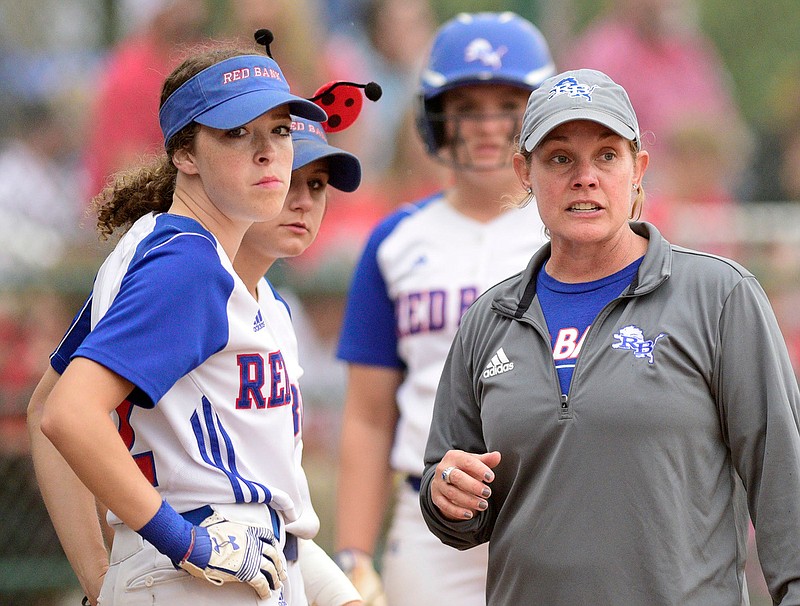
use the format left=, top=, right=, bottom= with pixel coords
left=337, top=209, right=412, bottom=369
left=75, top=231, right=233, bottom=407
left=50, top=294, right=93, bottom=375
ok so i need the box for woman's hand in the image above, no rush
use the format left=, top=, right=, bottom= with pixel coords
left=431, top=450, right=501, bottom=521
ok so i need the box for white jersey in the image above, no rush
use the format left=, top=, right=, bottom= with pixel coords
left=74, top=212, right=305, bottom=523
left=337, top=193, right=547, bottom=475
left=256, top=277, right=320, bottom=540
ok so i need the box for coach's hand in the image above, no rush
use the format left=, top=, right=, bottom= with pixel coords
left=432, top=450, right=501, bottom=521
left=334, top=548, right=387, bottom=606
left=180, top=511, right=287, bottom=599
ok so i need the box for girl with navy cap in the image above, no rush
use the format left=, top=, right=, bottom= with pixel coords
left=30, top=111, right=366, bottom=606
left=37, top=43, right=332, bottom=605
left=236, top=117, right=363, bottom=606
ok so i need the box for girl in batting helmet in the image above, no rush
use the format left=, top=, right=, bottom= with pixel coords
left=417, top=11, right=555, bottom=168
left=335, top=12, right=555, bottom=606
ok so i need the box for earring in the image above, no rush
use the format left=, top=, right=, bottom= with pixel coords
left=632, top=183, right=639, bottom=190
left=526, top=187, right=532, bottom=194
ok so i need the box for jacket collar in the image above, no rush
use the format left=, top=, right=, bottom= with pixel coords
left=493, top=221, right=673, bottom=320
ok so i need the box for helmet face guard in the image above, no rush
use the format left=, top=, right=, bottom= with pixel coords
left=424, top=106, right=523, bottom=172
left=416, top=12, right=556, bottom=164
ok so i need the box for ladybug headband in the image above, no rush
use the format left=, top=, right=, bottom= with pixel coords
left=255, top=28, right=382, bottom=133
left=307, top=80, right=382, bottom=132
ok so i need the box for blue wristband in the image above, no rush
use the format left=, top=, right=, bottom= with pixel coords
left=136, top=499, right=210, bottom=567
left=188, top=526, right=211, bottom=568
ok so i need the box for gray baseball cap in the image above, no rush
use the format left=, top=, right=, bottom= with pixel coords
left=520, top=69, right=640, bottom=152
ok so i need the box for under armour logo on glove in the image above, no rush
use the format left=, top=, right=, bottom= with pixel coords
left=180, top=510, right=287, bottom=599
left=212, top=535, right=240, bottom=553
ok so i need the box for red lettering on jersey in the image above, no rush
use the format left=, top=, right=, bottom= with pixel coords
left=236, top=353, right=267, bottom=409
left=134, top=451, right=158, bottom=486
left=116, top=400, right=158, bottom=485
left=268, top=351, right=292, bottom=408
left=406, top=291, right=423, bottom=334
left=291, top=384, right=302, bottom=436
left=397, top=289, right=448, bottom=336
left=116, top=399, right=135, bottom=449
left=458, top=287, right=478, bottom=324
left=395, top=287, right=480, bottom=337
left=428, top=290, right=446, bottom=330
left=236, top=352, right=293, bottom=410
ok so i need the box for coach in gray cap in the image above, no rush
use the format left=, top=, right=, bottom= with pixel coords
left=520, top=68, right=639, bottom=151
left=420, top=68, right=800, bottom=605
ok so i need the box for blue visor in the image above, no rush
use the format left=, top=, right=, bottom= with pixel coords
left=291, top=117, right=361, bottom=192
left=159, top=55, right=327, bottom=146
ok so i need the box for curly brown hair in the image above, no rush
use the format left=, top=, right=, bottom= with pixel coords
left=92, top=44, right=261, bottom=239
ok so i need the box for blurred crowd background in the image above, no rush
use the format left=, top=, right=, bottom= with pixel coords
left=0, top=0, right=798, bottom=604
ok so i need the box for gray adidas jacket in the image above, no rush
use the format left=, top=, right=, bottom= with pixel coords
left=420, top=222, right=800, bottom=605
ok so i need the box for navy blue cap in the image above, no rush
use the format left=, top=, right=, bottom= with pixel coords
left=291, top=117, right=361, bottom=192
left=159, top=55, right=327, bottom=146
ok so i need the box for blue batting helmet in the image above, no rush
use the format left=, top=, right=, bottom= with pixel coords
left=416, top=12, right=555, bottom=154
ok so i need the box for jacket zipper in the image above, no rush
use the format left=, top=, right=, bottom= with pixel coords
left=509, top=312, right=571, bottom=420
left=506, top=292, right=633, bottom=421
left=559, top=393, right=570, bottom=420
left=562, top=294, right=632, bottom=416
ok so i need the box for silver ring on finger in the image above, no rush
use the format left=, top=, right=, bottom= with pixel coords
left=441, top=466, right=457, bottom=485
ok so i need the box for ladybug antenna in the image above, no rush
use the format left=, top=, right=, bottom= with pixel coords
left=363, top=81, right=383, bottom=102
left=254, top=28, right=274, bottom=58
left=308, top=79, right=383, bottom=133
left=308, top=81, right=383, bottom=103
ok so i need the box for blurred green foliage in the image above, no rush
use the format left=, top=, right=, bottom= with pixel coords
left=428, top=0, right=799, bottom=130
left=698, top=0, right=800, bottom=129
left=83, top=0, right=798, bottom=134
left=429, top=0, right=543, bottom=23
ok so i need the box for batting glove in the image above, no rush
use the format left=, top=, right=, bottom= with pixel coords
left=180, top=511, right=287, bottom=599
left=334, top=549, right=387, bottom=606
